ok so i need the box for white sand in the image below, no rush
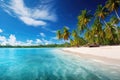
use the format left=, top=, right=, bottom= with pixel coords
left=61, top=46, right=120, bottom=60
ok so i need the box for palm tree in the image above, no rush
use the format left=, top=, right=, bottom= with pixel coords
left=110, top=16, right=120, bottom=42
left=104, top=22, right=118, bottom=44
left=63, top=26, right=70, bottom=40
left=84, top=29, right=93, bottom=44
left=70, top=39, right=74, bottom=46
left=95, top=5, right=109, bottom=26
left=72, top=30, right=86, bottom=46
left=56, top=30, right=62, bottom=40
left=110, top=16, right=119, bottom=25
left=105, top=0, right=120, bottom=21
left=118, top=27, right=120, bottom=43
left=71, top=30, right=80, bottom=46
left=78, top=10, right=93, bottom=32
left=91, top=18, right=104, bottom=44
left=72, top=30, right=78, bottom=38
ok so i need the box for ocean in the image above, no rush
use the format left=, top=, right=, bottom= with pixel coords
left=0, top=48, right=120, bottom=80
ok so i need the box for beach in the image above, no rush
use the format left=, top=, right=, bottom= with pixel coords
left=61, top=46, right=120, bottom=65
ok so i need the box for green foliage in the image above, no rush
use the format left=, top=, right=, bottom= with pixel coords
left=57, top=30, right=62, bottom=40
left=56, top=0, right=120, bottom=47
left=105, top=0, right=120, bottom=21
left=118, top=27, right=120, bottom=41
left=104, top=22, right=119, bottom=44
left=105, top=0, right=120, bottom=12
left=90, top=18, right=105, bottom=44
left=77, top=10, right=92, bottom=32
left=71, top=30, right=86, bottom=47
left=95, top=5, right=109, bottom=20
left=56, top=26, right=70, bottom=41
left=63, top=26, right=70, bottom=40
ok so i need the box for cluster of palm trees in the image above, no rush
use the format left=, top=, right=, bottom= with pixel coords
left=57, top=0, right=120, bottom=47
left=56, top=26, right=70, bottom=40
left=56, top=26, right=86, bottom=47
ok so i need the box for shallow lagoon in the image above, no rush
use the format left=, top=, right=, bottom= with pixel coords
left=0, top=48, right=120, bottom=80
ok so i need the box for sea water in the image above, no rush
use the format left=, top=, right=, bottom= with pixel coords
left=0, top=48, right=120, bottom=80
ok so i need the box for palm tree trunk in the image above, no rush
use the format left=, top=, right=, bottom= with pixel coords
left=111, top=19, right=120, bottom=42
left=103, top=20, right=108, bottom=27
left=99, top=17, right=101, bottom=22
left=115, top=10, right=120, bottom=21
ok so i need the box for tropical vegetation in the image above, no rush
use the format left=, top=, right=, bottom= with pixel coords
left=56, top=0, right=120, bottom=47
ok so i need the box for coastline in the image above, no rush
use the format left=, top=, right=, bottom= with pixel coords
left=60, top=46, right=120, bottom=65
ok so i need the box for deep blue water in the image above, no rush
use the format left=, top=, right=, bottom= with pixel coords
left=0, top=48, right=120, bottom=80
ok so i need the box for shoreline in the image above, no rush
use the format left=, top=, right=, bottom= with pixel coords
left=60, top=46, right=120, bottom=65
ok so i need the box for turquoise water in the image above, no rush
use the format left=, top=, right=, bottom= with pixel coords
left=0, top=48, right=120, bottom=80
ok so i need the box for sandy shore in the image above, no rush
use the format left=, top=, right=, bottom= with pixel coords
left=61, top=46, right=120, bottom=64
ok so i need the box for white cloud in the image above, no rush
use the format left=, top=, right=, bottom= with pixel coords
left=0, top=36, right=7, bottom=45
left=26, top=39, right=33, bottom=45
left=0, top=34, right=23, bottom=46
left=0, top=36, right=6, bottom=41
left=20, top=17, right=46, bottom=26
left=0, top=29, right=3, bottom=33
left=36, top=38, right=54, bottom=45
left=0, top=0, right=57, bottom=26
left=0, top=34, right=53, bottom=46
left=36, top=39, right=42, bottom=44
left=8, top=34, right=16, bottom=46
left=40, top=33, right=45, bottom=37
left=35, top=38, right=54, bottom=45
left=42, top=38, right=53, bottom=45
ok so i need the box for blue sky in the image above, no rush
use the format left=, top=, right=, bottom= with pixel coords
left=0, top=0, right=119, bottom=45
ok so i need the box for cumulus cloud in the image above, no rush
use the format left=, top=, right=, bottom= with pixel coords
left=26, top=39, right=33, bottom=45
left=0, top=34, right=32, bottom=46
left=42, top=38, right=53, bottom=45
left=0, top=34, right=22, bottom=46
left=0, top=36, right=6, bottom=41
left=36, top=38, right=53, bottom=45
left=0, top=0, right=57, bottom=26
left=8, top=34, right=17, bottom=46
left=0, top=34, right=53, bottom=46
left=0, top=29, right=3, bottom=33
left=0, top=36, right=7, bottom=45
left=36, top=39, right=42, bottom=44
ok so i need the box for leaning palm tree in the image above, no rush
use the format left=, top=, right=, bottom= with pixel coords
left=77, top=10, right=93, bottom=32
left=84, top=29, right=93, bottom=44
left=95, top=5, right=109, bottom=26
left=105, top=0, right=120, bottom=21
left=110, top=16, right=119, bottom=25
left=63, top=26, right=70, bottom=40
left=56, top=30, right=62, bottom=40
left=72, top=30, right=78, bottom=39
left=104, top=22, right=118, bottom=44
left=118, top=27, right=120, bottom=43
left=70, top=39, right=74, bottom=46
left=91, top=18, right=104, bottom=44
left=110, top=16, right=119, bottom=32
left=72, top=30, right=80, bottom=47
left=110, top=16, right=120, bottom=42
